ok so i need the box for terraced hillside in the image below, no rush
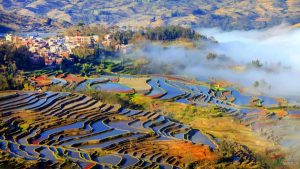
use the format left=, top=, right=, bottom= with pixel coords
left=2, top=70, right=300, bottom=167
left=30, top=72, right=300, bottom=158
left=2, top=0, right=300, bottom=30
left=0, top=91, right=219, bottom=168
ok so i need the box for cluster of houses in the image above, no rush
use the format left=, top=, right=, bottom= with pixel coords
left=5, top=33, right=100, bottom=66
left=4, top=32, right=133, bottom=67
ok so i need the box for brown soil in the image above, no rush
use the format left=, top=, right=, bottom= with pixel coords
left=118, top=77, right=151, bottom=92
left=64, top=74, right=85, bottom=83
left=34, top=75, right=52, bottom=87
left=133, top=140, right=218, bottom=163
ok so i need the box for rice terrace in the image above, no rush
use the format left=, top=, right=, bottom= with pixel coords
left=1, top=0, right=300, bottom=168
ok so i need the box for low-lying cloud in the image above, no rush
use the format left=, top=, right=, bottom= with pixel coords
left=201, top=25, right=300, bottom=69
left=130, top=24, right=300, bottom=99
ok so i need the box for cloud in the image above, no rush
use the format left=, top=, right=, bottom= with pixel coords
left=200, top=24, right=300, bottom=69
left=129, top=25, right=300, bottom=99
left=199, top=25, right=300, bottom=98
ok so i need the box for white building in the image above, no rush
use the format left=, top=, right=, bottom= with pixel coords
left=5, top=34, right=13, bottom=42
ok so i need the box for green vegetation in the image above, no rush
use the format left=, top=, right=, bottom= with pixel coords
left=59, top=59, right=125, bottom=76
left=0, top=21, right=292, bottom=168
left=206, top=53, right=217, bottom=60
left=0, top=43, right=34, bottom=70
left=251, top=59, right=263, bottom=68
left=72, top=45, right=98, bottom=62
left=113, top=30, right=135, bottom=44
left=0, top=1, right=297, bottom=167
left=0, top=25, right=206, bottom=91
left=105, top=25, right=202, bottom=44
left=0, top=43, right=43, bottom=90
left=78, top=90, right=142, bottom=109
left=113, top=25, right=202, bottom=42
left=0, top=150, right=61, bottom=169
left=83, top=89, right=130, bottom=107
left=143, top=26, right=201, bottom=41
left=48, top=84, right=142, bottom=109
left=216, top=140, right=268, bottom=168
left=64, top=25, right=202, bottom=47
left=128, top=94, right=284, bottom=168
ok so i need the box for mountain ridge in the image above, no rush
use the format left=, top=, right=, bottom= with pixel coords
left=0, top=10, right=71, bottom=33
left=1, top=0, right=300, bottom=31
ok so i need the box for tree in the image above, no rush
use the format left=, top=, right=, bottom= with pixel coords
left=94, top=65, right=103, bottom=74
left=72, top=46, right=95, bottom=62
left=112, top=30, right=134, bottom=44
left=11, top=72, right=24, bottom=89
left=80, top=63, right=92, bottom=76
left=144, top=26, right=200, bottom=41
left=23, top=82, right=34, bottom=91
left=0, top=43, right=34, bottom=90
left=0, top=42, right=48, bottom=90
left=252, top=59, right=263, bottom=68
left=0, top=43, right=35, bottom=70
left=206, top=53, right=217, bottom=60
left=14, top=45, right=32, bottom=69
left=0, top=74, right=9, bottom=90
left=253, top=81, right=259, bottom=88
left=77, top=22, right=85, bottom=27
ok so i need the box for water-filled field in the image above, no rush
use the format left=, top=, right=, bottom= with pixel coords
left=2, top=73, right=300, bottom=168
left=0, top=91, right=217, bottom=168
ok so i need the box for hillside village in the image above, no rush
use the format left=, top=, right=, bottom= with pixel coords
left=3, top=33, right=131, bottom=67
left=1, top=1, right=300, bottom=168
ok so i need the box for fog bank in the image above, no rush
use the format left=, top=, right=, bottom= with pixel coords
left=131, top=24, right=300, bottom=98
left=200, top=25, right=300, bottom=70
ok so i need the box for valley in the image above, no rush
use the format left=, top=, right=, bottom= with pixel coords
left=1, top=1, right=300, bottom=168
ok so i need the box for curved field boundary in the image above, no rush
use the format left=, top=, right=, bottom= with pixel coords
left=0, top=91, right=222, bottom=168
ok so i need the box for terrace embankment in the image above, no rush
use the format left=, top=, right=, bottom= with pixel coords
left=118, top=77, right=151, bottom=93
left=1, top=73, right=296, bottom=168
left=0, top=91, right=227, bottom=168
left=130, top=94, right=284, bottom=167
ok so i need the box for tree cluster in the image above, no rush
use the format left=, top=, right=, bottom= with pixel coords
left=142, top=26, right=201, bottom=41
left=63, top=25, right=202, bottom=49
left=112, top=30, right=135, bottom=45
left=0, top=43, right=42, bottom=90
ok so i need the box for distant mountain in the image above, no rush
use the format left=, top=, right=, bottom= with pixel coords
left=1, top=0, right=300, bottom=30
left=0, top=10, right=71, bottom=33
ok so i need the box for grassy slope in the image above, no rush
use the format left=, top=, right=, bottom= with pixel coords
left=130, top=94, right=284, bottom=168
left=2, top=0, right=300, bottom=30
